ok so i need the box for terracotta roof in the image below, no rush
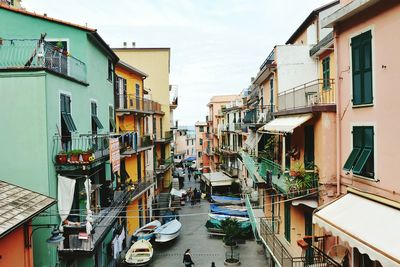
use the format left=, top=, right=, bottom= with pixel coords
left=0, top=3, right=96, bottom=31
left=285, top=0, right=340, bottom=44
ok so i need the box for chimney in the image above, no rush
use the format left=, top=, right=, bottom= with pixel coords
left=123, top=42, right=127, bottom=48
left=132, top=42, right=136, bottom=48
left=44, top=13, right=47, bottom=17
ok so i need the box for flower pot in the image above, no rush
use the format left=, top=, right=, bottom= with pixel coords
left=56, top=154, right=67, bottom=164
left=70, top=154, right=80, bottom=162
left=224, top=258, right=240, bottom=266
left=81, top=153, right=91, bottom=163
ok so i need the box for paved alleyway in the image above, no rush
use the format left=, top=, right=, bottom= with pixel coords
left=151, top=171, right=268, bottom=267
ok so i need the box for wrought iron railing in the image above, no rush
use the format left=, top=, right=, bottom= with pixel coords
left=277, top=79, right=335, bottom=112
left=139, top=134, right=152, bottom=148
left=156, top=155, right=174, bottom=171
left=260, top=218, right=340, bottom=267
left=220, top=164, right=239, bottom=177
left=115, top=94, right=162, bottom=113
left=0, top=39, right=87, bottom=83
left=243, top=105, right=274, bottom=125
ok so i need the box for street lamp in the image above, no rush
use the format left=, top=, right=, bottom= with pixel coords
left=26, top=224, right=64, bottom=248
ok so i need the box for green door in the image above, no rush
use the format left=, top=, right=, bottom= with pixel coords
left=305, top=212, right=314, bottom=263
left=304, top=126, right=314, bottom=168
left=284, top=201, right=291, bottom=242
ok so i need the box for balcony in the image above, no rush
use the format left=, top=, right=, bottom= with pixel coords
left=220, top=163, right=239, bottom=178
left=169, top=85, right=178, bottom=110
left=58, top=181, right=154, bottom=254
left=220, top=145, right=239, bottom=155
left=138, top=134, right=153, bottom=151
left=276, top=79, right=335, bottom=115
left=155, top=155, right=174, bottom=173
left=154, top=130, right=173, bottom=144
left=0, top=39, right=87, bottom=84
left=258, top=157, right=318, bottom=198
left=243, top=105, right=274, bottom=127
left=53, top=132, right=138, bottom=172
left=115, top=94, right=163, bottom=115
left=204, top=147, right=214, bottom=156
left=260, top=218, right=341, bottom=267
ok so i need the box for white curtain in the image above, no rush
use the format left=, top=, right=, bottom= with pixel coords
left=84, top=179, right=91, bottom=211
left=57, top=175, right=76, bottom=225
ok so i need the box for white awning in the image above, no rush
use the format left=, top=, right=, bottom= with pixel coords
left=314, top=193, right=400, bottom=266
left=201, top=172, right=235, bottom=187
left=292, top=199, right=318, bottom=209
left=260, top=114, right=312, bottom=134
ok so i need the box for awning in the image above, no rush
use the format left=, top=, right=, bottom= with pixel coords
left=201, top=172, right=235, bottom=187
left=292, top=199, right=318, bottom=209
left=260, top=114, right=312, bottom=134
left=314, top=193, right=400, bottom=266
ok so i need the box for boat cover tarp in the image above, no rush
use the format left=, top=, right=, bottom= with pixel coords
left=205, top=219, right=252, bottom=236
left=211, top=195, right=244, bottom=204
left=184, top=156, right=196, bottom=162
left=210, top=204, right=248, bottom=217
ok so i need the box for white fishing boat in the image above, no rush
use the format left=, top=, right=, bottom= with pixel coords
left=132, top=220, right=161, bottom=241
left=125, top=239, right=153, bottom=266
left=208, top=213, right=250, bottom=222
left=220, top=205, right=247, bottom=212
left=154, top=219, right=182, bottom=243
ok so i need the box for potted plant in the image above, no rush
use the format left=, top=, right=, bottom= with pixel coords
left=81, top=148, right=94, bottom=163
left=55, top=150, right=67, bottom=164
left=68, top=149, right=83, bottom=162
left=221, top=218, right=241, bottom=266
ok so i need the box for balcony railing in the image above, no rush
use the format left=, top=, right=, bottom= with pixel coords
left=260, top=218, right=341, bottom=267
left=220, top=145, right=239, bottom=154
left=138, top=134, right=153, bottom=149
left=115, top=94, right=162, bottom=114
left=59, top=181, right=154, bottom=253
left=155, top=130, right=173, bottom=143
left=277, top=79, right=335, bottom=112
left=0, top=39, right=87, bottom=83
left=220, top=164, right=239, bottom=177
left=205, top=147, right=214, bottom=155
left=243, top=105, right=274, bottom=125
left=259, top=49, right=275, bottom=71
left=155, top=155, right=174, bottom=172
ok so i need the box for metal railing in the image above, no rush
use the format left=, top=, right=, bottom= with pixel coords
left=53, top=134, right=111, bottom=164
left=260, top=49, right=275, bottom=71
left=115, top=94, right=162, bottom=113
left=155, top=130, right=173, bottom=143
left=59, top=181, right=154, bottom=252
left=156, top=155, right=174, bottom=171
left=243, top=105, right=274, bottom=125
left=260, top=218, right=340, bottom=267
left=139, top=134, right=152, bottom=148
left=278, top=79, right=335, bottom=112
left=220, top=164, right=239, bottom=177
left=0, top=39, right=87, bottom=83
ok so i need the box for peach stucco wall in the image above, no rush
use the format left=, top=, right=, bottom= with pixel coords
left=0, top=224, right=33, bottom=267
left=336, top=2, right=400, bottom=201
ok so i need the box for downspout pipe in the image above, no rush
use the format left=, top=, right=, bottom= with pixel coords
left=334, top=28, right=341, bottom=196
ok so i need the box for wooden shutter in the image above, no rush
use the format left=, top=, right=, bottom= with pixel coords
left=352, top=31, right=372, bottom=105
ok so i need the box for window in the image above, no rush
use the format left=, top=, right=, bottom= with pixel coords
left=343, top=126, right=374, bottom=179
left=187, top=149, right=189, bottom=155
left=199, top=138, right=203, bottom=145
left=60, top=94, right=77, bottom=149
left=116, top=76, right=127, bottom=109
left=109, top=105, right=116, bottom=132
left=322, top=57, right=330, bottom=89
left=352, top=30, right=373, bottom=105
left=284, top=202, right=291, bottom=242
left=199, top=126, right=204, bottom=132
left=91, top=102, right=104, bottom=133
left=186, top=140, right=189, bottom=146
left=135, top=83, right=140, bottom=110
left=108, top=59, right=114, bottom=82
left=198, top=151, right=202, bottom=158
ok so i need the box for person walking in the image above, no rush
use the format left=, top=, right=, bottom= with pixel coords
left=211, top=262, right=216, bottom=267
left=183, top=249, right=195, bottom=266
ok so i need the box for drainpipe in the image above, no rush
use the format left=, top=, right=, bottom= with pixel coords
left=334, top=28, right=341, bottom=196
left=282, top=134, right=286, bottom=171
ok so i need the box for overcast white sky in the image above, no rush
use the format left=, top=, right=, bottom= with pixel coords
left=24, top=0, right=333, bottom=126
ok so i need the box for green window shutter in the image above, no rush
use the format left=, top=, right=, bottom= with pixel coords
left=352, top=31, right=372, bottom=105
left=93, top=115, right=104, bottom=129
left=343, top=147, right=362, bottom=171
left=60, top=94, right=66, bottom=113
left=363, top=126, right=374, bottom=148
left=322, top=57, right=330, bottom=89
left=352, top=148, right=372, bottom=174
left=353, top=127, right=363, bottom=148
left=284, top=201, right=291, bottom=242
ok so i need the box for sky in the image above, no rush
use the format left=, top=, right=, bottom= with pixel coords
left=24, top=0, right=334, bottom=126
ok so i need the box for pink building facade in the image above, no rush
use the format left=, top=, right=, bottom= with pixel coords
left=313, top=1, right=400, bottom=266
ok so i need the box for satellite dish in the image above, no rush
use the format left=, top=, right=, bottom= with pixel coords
left=327, top=245, right=349, bottom=264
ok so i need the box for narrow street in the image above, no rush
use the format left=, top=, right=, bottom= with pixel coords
left=151, top=172, right=268, bottom=267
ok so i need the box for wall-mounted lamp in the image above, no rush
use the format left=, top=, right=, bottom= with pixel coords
left=25, top=224, right=65, bottom=248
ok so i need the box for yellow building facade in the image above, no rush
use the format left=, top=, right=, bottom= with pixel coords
left=114, top=48, right=173, bottom=191
left=115, top=61, right=152, bottom=235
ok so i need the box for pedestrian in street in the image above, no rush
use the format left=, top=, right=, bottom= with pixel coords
left=183, top=249, right=195, bottom=266
left=192, top=188, right=198, bottom=206
left=211, top=262, right=216, bottom=267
